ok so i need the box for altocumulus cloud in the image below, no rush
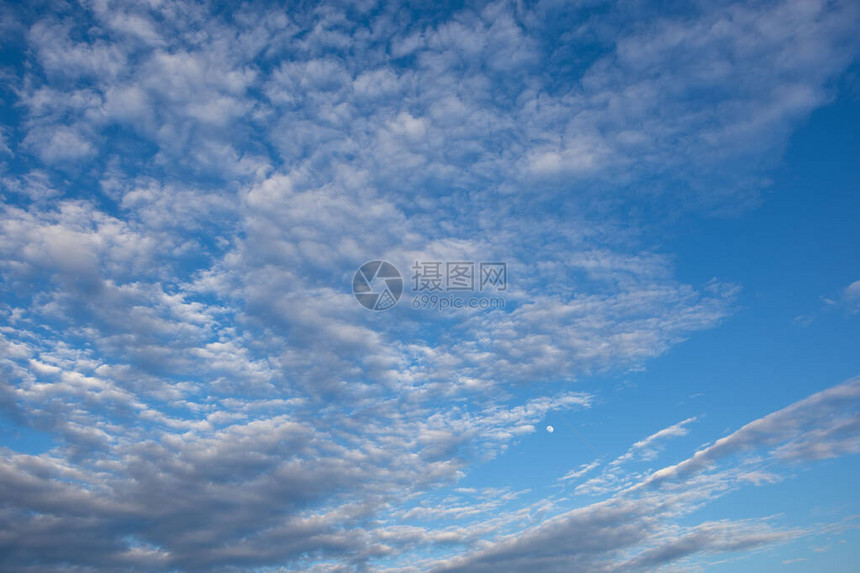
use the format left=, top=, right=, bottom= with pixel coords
left=0, top=0, right=858, bottom=571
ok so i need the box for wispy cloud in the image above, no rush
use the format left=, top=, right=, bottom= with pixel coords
left=0, top=0, right=858, bottom=570
left=429, top=378, right=860, bottom=573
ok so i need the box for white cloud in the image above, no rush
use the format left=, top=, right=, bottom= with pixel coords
left=640, top=377, right=860, bottom=489
left=842, top=280, right=860, bottom=313
left=612, top=417, right=698, bottom=466
left=427, top=377, right=860, bottom=573
left=0, top=0, right=858, bottom=570
left=22, top=125, right=95, bottom=162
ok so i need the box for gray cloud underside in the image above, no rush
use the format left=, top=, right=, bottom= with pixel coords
left=1, top=0, right=859, bottom=570
left=432, top=377, right=860, bottom=573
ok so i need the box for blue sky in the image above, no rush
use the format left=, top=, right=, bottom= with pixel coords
left=0, top=0, right=859, bottom=571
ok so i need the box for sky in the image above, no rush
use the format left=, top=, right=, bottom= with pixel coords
left=0, top=0, right=859, bottom=571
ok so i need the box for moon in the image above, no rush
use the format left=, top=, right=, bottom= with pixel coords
left=546, top=425, right=554, bottom=433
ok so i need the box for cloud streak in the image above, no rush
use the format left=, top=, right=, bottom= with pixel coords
left=0, top=0, right=858, bottom=571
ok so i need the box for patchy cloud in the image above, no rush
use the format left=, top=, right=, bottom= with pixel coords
left=430, top=378, right=860, bottom=573
left=0, top=0, right=858, bottom=571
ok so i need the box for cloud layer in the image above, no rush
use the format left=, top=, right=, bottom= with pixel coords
left=0, top=0, right=858, bottom=571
